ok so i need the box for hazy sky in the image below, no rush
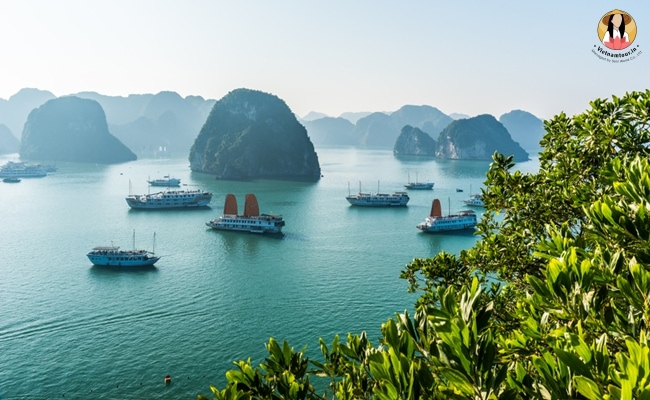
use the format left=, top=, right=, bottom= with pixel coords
left=1, top=1, right=648, bottom=120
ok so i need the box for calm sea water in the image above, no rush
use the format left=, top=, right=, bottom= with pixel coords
left=0, top=147, right=539, bottom=399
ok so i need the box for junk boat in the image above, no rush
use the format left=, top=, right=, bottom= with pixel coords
left=346, top=181, right=409, bottom=207
left=417, top=198, right=477, bottom=233
left=404, top=173, right=434, bottom=190
left=206, top=194, right=285, bottom=234
left=87, top=231, right=160, bottom=267
left=126, top=189, right=212, bottom=209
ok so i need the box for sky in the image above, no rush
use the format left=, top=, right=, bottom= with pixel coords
left=0, top=1, right=648, bottom=120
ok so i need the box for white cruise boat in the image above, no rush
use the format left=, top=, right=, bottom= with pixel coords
left=462, top=193, right=485, bottom=207
left=0, top=161, right=47, bottom=178
left=147, top=175, right=181, bottom=187
left=417, top=199, right=477, bottom=233
left=87, top=231, right=160, bottom=267
left=346, top=181, right=409, bottom=207
left=206, top=194, right=285, bottom=234
left=126, top=189, right=212, bottom=209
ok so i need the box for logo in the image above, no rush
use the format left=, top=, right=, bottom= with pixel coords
left=592, top=9, right=641, bottom=63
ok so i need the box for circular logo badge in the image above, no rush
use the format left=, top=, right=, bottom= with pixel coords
left=598, top=9, right=636, bottom=50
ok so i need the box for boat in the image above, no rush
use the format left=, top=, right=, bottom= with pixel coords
left=0, top=161, right=47, bottom=178
left=147, top=175, right=181, bottom=187
left=126, top=189, right=212, bottom=209
left=3, top=177, right=21, bottom=183
left=346, top=181, right=409, bottom=207
left=456, top=188, right=464, bottom=192
left=404, top=173, right=434, bottom=190
left=417, top=198, right=477, bottom=233
left=463, top=193, right=485, bottom=207
left=87, top=231, right=160, bottom=267
left=206, top=194, right=285, bottom=234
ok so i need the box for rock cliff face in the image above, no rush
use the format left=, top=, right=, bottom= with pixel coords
left=0, top=124, right=19, bottom=154
left=20, top=96, right=136, bottom=163
left=189, top=88, right=321, bottom=181
left=435, top=114, right=529, bottom=161
left=393, top=125, right=436, bottom=156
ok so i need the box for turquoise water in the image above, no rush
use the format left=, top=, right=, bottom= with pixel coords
left=0, top=148, right=538, bottom=399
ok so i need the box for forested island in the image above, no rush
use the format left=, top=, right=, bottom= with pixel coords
left=189, top=88, right=321, bottom=181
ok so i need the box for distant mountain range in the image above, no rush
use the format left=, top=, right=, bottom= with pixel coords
left=0, top=88, right=547, bottom=159
left=0, top=88, right=214, bottom=157
left=301, top=106, right=545, bottom=153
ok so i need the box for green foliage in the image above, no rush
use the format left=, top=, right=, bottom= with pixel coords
left=200, top=90, right=650, bottom=400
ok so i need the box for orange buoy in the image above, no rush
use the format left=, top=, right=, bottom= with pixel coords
left=165, top=375, right=171, bottom=384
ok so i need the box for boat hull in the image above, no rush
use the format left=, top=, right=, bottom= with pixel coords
left=86, top=253, right=160, bottom=267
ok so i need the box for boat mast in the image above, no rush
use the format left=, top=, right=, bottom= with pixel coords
left=132, top=229, right=136, bottom=251
left=153, top=232, right=156, bottom=254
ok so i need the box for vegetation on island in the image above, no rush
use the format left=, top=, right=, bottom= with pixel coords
left=393, top=125, right=437, bottom=156
left=189, top=88, right=321, bottom=181
left=435, top=114, right=529, bottom=161
left=198, top=90, right=650, bottom=399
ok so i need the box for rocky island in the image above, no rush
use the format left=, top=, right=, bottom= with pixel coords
left=393, top=125, right=436, bottom=156
left=20, top=96, right=136, bottom=163
left=435, top=114, right=529, bottom=161
left=189, top=88, right=321, bottom=181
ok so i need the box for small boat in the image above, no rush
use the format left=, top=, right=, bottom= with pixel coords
left=87, top=231, right=160, bottom=267
left=206, top=194, right=285, bottom=234
left=147, top=175, right=181, bottom=187
left=417, top=198, right=477, bottom=233
left=462, top=193, right=485, bottom=207
left=346, top=181, right=409, bottom=207
left=456, top=188, right=464, bottom=192
left=3, top=177, right=21, bottom=183
left=404, top=173, right=434, bottom=190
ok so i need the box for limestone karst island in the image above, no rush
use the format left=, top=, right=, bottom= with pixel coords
left=189, top=88, right=321, bottom=181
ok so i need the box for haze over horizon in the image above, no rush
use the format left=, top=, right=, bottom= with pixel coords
left=1, top=1, right=648, bottom=120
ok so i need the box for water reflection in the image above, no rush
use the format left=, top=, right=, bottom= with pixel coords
left=89, top=264, right=159, bottom=276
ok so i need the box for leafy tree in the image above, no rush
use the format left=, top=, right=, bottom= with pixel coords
left=199, top=90, right=650, bottom=399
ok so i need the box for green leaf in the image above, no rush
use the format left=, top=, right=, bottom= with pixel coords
left=440, top=367, right=474, bottom=396
left=575, top=376, right=603, bottom=400
left=555, top=348, right=593, bottom=378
